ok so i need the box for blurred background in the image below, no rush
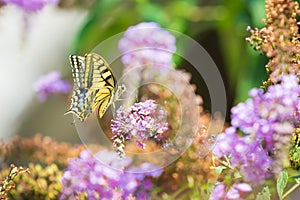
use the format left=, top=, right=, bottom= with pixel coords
left=0, top=0, right=268, bottom=142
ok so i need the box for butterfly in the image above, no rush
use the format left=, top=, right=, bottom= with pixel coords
left=65, top=52, right=125, bottom=121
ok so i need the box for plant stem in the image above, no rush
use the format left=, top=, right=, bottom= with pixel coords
left=282, top=182, right=300, bottom=199
left=218, top=159, right=234, bottom=170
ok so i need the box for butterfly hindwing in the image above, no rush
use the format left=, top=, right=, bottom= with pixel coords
left=65, top=89, right=96, bottom=121
left=98, top=97, right=111, bottom=119
left=94, top=86, right=114, bottom=118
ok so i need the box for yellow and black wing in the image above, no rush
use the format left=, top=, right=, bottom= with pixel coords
left=94, top=86, right=115, bottom=118
left=84, top=53, right=117, bottom=90
left=86, top=53, right=118, bottom=118
left=65, top=52, right=120, bottom=121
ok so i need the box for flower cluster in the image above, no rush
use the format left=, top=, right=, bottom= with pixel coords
left=33, top=71, right=71, bottom=102
left=118, top=22, right=176, bottom=68
left=1, top=0, right=59, bottom=12
left=210, top=183, right=252, bottom=200
left=111, top=100, right=168, bottom=157
left=60, top=150, right=163, bottom=200
left=246, top=0, right=300, bottom=83
left=232, top=75, right=300, bottom=148
left=213, top=128, right=273, bottom=185
left=213, top=75, right=300, bottom=186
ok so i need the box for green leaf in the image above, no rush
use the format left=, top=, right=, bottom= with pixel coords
left=215, top=166, right=226, bottom=174
left=277, top=170, right=289, bottom=199
left=256, top=186, right=271, bottom=200
left=290, top=175, right=300, bottom=180
left=233, top=171, right=243, bottom=179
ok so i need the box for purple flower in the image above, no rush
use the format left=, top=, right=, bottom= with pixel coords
left=1, top=0, right=59, bottom=12
left=34, top=71, right=71, bottom=102
left=238, top=142, right=272, bottom=185
left=213, top=128, right=273, bottom=185
left=212, top=127, right=236, bottom=158
left=210, top=183, right=252, bottom=200
left=60, top=150, right=162, bottom=200
left=231, top=75, right=300, bottom=150
left=111, top=100, right=168, bottom=157
left=118, top=22, right=176, bottom=68
left=126, top=162, right=163, bottom=181
left=210, top=183, right=226, bottom=200
left=213, top=75, right=300, bottom=185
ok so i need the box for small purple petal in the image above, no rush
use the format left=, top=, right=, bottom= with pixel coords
left=34, top=71, right=71, bottom=102
left=210, top=183, right=226, bottom=200
left=118, top=22, right=176, bottom=68
left=2, top=0, right=59, bottom=12
left=60, top=150, right=162, bottom=200
left=111, top=100, right=168, bottom=156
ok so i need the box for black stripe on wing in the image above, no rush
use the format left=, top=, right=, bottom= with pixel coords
left=97, top=64, right=115, bottom=88
left=86, top=53, right=111, bottom=89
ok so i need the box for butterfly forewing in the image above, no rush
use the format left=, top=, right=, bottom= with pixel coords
left=85, top=53, right=116, bottom=90
left=97, top=62, right=116, bottom=87
left=69, top=55, right=86, bottom=89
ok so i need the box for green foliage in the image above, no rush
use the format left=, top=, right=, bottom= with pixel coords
left=215, top=165, right=226, bottom=175
left=72, top=0, right=139, bottom=54
left=216, top=0, right=267, bottom=103
left=289, top=128, right=300, bottom=169
left=256, top=186, right=271, bottom=200
left=277, top=170, right=288, bottom=199
left=72, top=0, right=199, bottom=54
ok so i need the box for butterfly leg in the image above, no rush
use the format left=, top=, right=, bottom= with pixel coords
left=135, top=93, right=139, bottom=103
left=112, top=102, right=116, bottom=118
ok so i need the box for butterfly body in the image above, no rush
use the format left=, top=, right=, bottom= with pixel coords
left=65, top=53, right=125, bottom=121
